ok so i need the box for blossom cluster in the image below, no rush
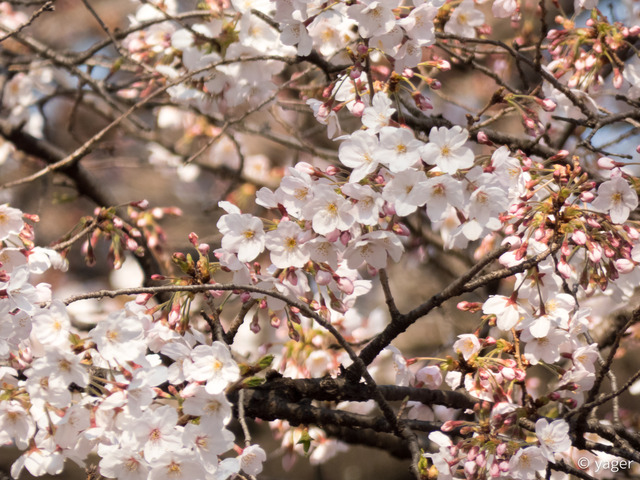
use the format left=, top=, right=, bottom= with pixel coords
left=4, top=0, right=640, bottom=479
left=0, top=205, right=268, bottom=479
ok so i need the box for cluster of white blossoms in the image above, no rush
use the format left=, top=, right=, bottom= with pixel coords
left=0, top=204, right=269, bottom=479
left=5, top=0, right=640, bottom=478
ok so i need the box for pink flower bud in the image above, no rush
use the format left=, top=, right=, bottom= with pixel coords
left=586, top=218, right=601, bottom=228
left=168, top=305, right=180, bottom=326
left=412, top=91, right=432, bottom=111
left=613, top=68, right=623, bottom=89
left=441, top=420, right=462, bottom=432
left=557, top=260, right=572, bottom=278
left=352, top=100, right=365, bottom=117
left=316, top=270, right=332, bottom=285
left=126, top=238, right=139, bottom=251
left=325, top=165, right=339, bottom=176
left=250, top=314, right=260, bottom=333
left=464, top=461, right=477, bottom=476
left=295, top=162, right=316, bottom=175
left=436, top=59, right=451, bottom=70
left=337, top=277, right=354, bottom=295
left=477, top=131, right=492, bottom=145
left=523, top=116, right=537, bottom=130
left=496, top=443, right=507, bottom=456
left=130, top=199, right=149, bottom=209
left=546, top=29, right=560, bottom=39
left=571, top=230, right=587, bottom=245
left=580, top=191, right=595, bottom=202
left=615, top=258, right=635, bottom=274
left=383, top=203, right=396, bottom=216
left=188, top=232, right=199, bottom=246
left=597, top=157, right=616, bottom=170
left=325, top=229, right=340, bottom=243
left=136, top=293, right=153, bottom=305
left=537, top=98, right=556, bottom=112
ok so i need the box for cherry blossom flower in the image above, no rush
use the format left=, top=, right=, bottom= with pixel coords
left=535, top=418, right=572, bottom=461
left=239, top=444, right=267, bottom=475
left=420, top=126, right=474, bottom=174
left=362, top=92, right=396, bottom=134
left=453, top=334, right=481, bottom=361
left=397, top=3, right=437, bottom=46
left=482, top=295, right=525, bottom=331
left=265, top=221, right=310, bottom=268
left=591, top=175, right=638, bottom=224
left=133, top=406, right=183, bottom=462
left=307, top=99, right=341, bottom=138
left=508, top=447, right=548, bottom=479
left=217, top=212, right=266, bottom=262
left=378, top=126, right=423, bottom=173
left=382, top=169, right=430, bottom=216
left=89, top=310, right=145, bottom=364
left=422, top=174, right=465, bottom=222
left=29, top=350, right=88, bottom=389
left=444, top=0, right=484, bottom=38
left=302, top=185, right=355, bottom=235
left=415, top=365, right=442, bottom=388
left=520, top=329, right=568, bottom=365
left=341, top=183, right=384, bottom=226
left=98, top=443, right=150, bottom=480
left=182, top=422, right=234, bottom=473
left=182, top=385, right=233, bottom=427
left=187, top=342, right=240, bottom=394
left=148, top=449, right=207, bottom=480
left=280, top=21, right=313, bottom=56
left=347, top=0, right=397, bottom=38
left=492, top=0, right=518, bottom=18
left=344, top=231, right=403, bottom=269
left=0, top=400, right=35, bottom=449
left=0, top=265, right=41, bottom=314
left=338, top=130, right=382, bottom=182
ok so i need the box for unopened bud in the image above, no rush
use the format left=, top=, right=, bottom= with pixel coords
left=597, top=157, right=616, bottom=170
left=477, top=131, right=493, bottom=145
left=325, top=165, right=339, bottom=176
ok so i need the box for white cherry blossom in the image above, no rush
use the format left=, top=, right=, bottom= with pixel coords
left=420, top=126, right=474, bottom=174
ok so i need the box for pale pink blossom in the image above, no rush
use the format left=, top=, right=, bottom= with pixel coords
left=188, top=342, right=240, bottom=394
left=239, top=444, right=267, bottom=475
left=591, top=175, right=638, bottom=224
left=535, top=418, right=572, bottom=461
left=453, top=334, right=481, bottom=361
left=420, top=126, right=474, bottom=174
